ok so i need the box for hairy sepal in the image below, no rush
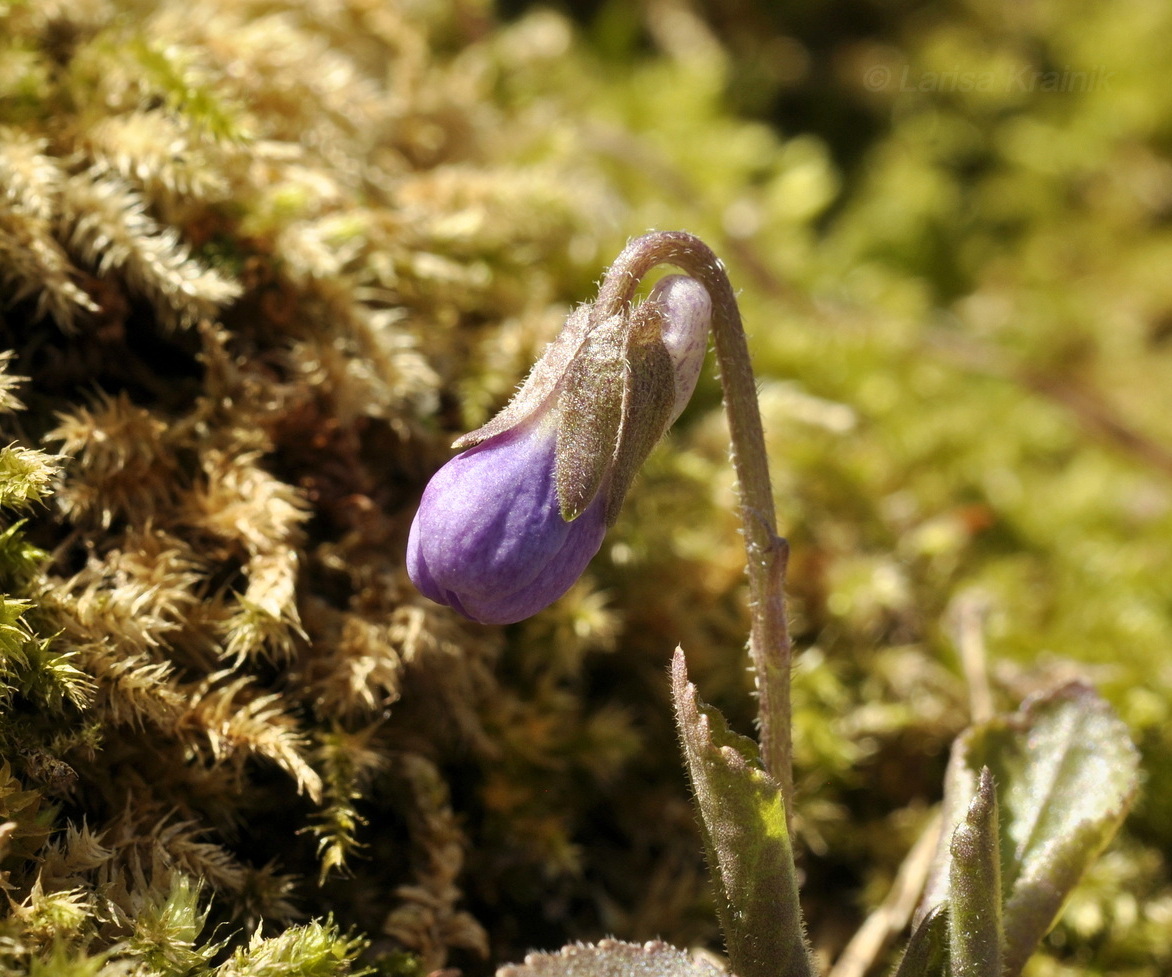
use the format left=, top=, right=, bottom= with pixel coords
left=554, top=313, right=627, bottom=521
left=453, top=303, right=594, bottom=451
left=947, top=768, right=1002, bottom=977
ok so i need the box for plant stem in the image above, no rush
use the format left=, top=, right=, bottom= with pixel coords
left=595, top=230, right=795, bottom=830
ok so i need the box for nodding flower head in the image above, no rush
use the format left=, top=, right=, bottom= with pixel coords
left=407, top=275, right=711, bottom=625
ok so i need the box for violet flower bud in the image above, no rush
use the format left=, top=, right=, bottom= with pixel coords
left=407, top=275, right=711, bottom=625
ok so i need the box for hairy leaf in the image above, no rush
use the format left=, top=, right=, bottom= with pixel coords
left=919, top=682, right=1139, bottom=977
left=496, top=939, right=728, bottom=977
left=891, top=906, right=948, bottom=977
left=671, top=648, right=811, bottom=977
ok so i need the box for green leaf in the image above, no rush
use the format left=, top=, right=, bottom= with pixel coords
left=947, top=768, right=1002, bottom=977
left=890, top=905, right=948, bottom=977
left=670, top=648, right=811, bottom=977
left=496, top=939, right=728, bottom=977
left=918, top=682, right=1139, bottom=977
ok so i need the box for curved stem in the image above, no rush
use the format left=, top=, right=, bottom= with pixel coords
left=597, top=230, right=794, bottom=827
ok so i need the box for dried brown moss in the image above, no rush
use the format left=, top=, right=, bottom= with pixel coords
left=0, top=0, right=616, bottom=972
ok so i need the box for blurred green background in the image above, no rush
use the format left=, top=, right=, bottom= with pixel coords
left=481, top=0, right=1172, bottom=973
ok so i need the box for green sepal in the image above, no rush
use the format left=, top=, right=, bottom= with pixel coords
left=603, top=302, right=677, bottom=526
left=453, top=303, right=595, bottom=451
left=670, top=648, right=811, bottom=977
left=947, top=768, right=1002, bottom=977
left=554, top=313, right=628, bottom=521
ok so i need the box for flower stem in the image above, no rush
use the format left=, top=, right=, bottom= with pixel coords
left=596, top=230, right=795, bottom=830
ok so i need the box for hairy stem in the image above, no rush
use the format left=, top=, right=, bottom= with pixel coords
left=596, top=230, right=794, bottom=828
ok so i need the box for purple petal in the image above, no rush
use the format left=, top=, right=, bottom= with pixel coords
left=407, top=418, right=607, bottom=625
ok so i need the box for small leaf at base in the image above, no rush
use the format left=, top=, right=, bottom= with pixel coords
left=671, top=648, right=812, bottom=977
left=917, top=681, right=1139, bottom=977
left=496, top=939, right=728, bottom=977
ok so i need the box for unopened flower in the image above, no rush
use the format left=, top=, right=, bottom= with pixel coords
left=407, top=275, right=711, bottom=624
